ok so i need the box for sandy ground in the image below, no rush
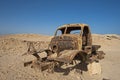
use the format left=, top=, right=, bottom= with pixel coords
left=0, top=34, right=120, bottom=80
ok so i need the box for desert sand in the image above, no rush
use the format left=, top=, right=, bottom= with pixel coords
left=0, top=34, right=120, bottom=80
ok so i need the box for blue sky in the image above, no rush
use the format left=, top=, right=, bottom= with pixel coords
left=0, top=0, right=120, bottom=35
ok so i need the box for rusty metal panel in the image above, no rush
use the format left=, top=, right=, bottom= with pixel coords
left=54, top=50, right=79, bottom=63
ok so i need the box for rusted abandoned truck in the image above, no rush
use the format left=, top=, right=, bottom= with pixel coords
left=24, top=23, right=105, bottom=73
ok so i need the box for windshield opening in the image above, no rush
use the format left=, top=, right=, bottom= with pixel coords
left=66, top=27, right=81, bottom=34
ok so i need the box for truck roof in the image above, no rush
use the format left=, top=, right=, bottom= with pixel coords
left=58, top=24, right=89, bottom=30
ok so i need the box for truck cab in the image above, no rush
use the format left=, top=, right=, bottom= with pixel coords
left=49, top=24, right=92, bottom=53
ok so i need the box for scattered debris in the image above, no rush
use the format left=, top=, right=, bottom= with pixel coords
left=105, top=34, right=120, bottom=40
left=102, top=78, right=110, bottom=80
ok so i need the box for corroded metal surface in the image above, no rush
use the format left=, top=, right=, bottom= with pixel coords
left=23, top=23, right=105, bottom=73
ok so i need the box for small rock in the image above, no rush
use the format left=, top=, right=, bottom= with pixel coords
left=87, top=62, right=101, bottom=75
